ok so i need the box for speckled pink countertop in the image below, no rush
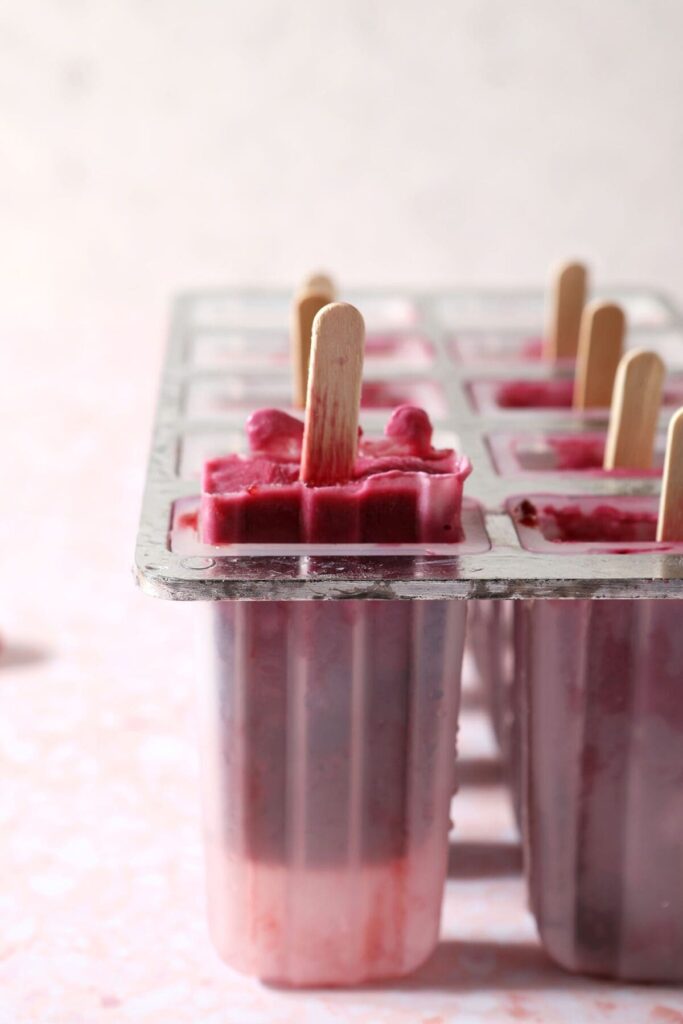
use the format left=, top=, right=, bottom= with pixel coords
left=0, top=318, right=681, bottom=1023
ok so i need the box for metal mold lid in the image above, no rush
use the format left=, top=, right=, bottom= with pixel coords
left=134, top=287, right=683, bottom=600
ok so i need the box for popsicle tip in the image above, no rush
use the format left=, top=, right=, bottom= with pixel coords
left=583, top=297, right=624, bottom=322
left=620, top=346, right=665, bottom=375
left=312, top=300, right=365, bottom=338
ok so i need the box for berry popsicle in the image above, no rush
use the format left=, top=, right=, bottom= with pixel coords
left=519, top=592, right=683, bottom=981
left=200, top=405, right=470, bottom=545
left=469, top=346, right=662, bottom=839
left=515, top=412, right=683, bottom=981
left=196, top=303, right=471, bottom=985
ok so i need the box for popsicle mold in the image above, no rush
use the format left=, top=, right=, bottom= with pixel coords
left=191, top=404, right=471, bottom=984
left=135, top=284, right=683, bottom=990
left=507, top=498, right=683, bottom=981
left=518, top=598, right=683, bottom=981
left=196, top=599, right=466, bottom=985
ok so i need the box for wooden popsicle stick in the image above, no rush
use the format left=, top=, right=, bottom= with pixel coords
left=657, top=408, right=683, bottom=541
left=290, top=286, right=335, bottom=408
left=573, top=301, right=625, bottom=409
left=544, top=260, right=588, bottom=361
left=302, top=271, right=336, bottom=296
left=603, top=349, right=665, bottom=470
left=300, top=302, right=365, bottom=486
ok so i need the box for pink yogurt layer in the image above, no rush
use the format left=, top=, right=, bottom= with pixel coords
left=200, top=405, right=471, bottom=545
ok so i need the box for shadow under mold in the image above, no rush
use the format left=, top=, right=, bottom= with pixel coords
left=391, top=939, right=576, bottom=992
left=0, top=642, right=50, bottom=669
left=448, top=839, right=523, bottom=879
left=455, top=756, right=504, bottom=788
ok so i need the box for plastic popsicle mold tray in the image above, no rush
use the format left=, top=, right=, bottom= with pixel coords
left=135, top=286, right=683, bottom=601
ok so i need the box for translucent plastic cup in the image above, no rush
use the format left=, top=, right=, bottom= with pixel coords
left=509, top=496, right=683, bottom=981
left=518, top=599, right=683, bottom=982
left=195, top=599, right=466, bottom=986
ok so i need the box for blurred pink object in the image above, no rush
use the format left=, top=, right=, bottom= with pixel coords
left=196, top=600, right=466, bottom=985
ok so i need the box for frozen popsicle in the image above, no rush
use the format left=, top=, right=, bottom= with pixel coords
left=196, top=303, right=470, bottom=985
left=479, top=388, right=668, bottom=841
left=467, top=270, right=590, bottom=823
left=519, top=594, right=683, bottom=981
left=515, top=478, right=683, bottom=980
left=471, top=303, right=629, bottom=846
left=200, top=406, right=470, bottom=545
left=473, top=348, right=655, bottom=827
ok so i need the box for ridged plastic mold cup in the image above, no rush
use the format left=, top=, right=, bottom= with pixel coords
left=518, top=599, right=683, bottom=982
left=195, top=599, right=466, bottom=986
left=509, top=497, right=683, bottom=981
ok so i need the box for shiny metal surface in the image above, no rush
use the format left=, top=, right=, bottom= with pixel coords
left=134, top=287, right=683, bottom=600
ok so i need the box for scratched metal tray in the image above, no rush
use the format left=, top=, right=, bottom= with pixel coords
left=134, top=286, right=683, bottom=600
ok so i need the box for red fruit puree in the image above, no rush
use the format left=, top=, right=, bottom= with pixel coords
left=496, top=378, right=574, bottom=409
left=496, top=377, right=681, bottom=410
left=546, top=435, right=605, bottom=470
left=200, top=405, right=471, bottom=544
left=515, top=499, right=657, bottom=543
